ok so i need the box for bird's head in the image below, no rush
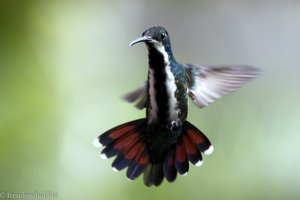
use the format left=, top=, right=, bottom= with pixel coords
left=129, top=26, right=172, bottom=51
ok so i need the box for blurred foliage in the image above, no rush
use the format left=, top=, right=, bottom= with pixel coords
left=0, top=0, right=60, bottom=193
left=0, top=1, right=299, bottom=200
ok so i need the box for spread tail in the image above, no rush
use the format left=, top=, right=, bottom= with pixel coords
left=94, top=119, right=213, bottom=186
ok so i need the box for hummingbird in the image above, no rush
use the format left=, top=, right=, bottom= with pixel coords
left=94, top=26, right=260, bottom=187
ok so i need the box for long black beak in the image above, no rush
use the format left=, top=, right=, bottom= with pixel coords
left=129, top=36, right=152, bottom=47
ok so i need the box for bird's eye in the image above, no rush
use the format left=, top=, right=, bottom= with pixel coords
left=160, top=32, right=167, bottom=40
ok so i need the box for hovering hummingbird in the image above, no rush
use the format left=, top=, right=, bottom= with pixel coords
left=94, top=26, right=260, bottom=186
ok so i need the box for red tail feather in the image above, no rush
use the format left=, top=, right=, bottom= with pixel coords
left=175, top=140, right=189, bottom=175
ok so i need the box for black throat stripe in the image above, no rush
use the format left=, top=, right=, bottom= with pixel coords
left=147, top=47, right=170, bottom=125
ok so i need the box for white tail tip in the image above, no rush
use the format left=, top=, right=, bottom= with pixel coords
left=204, top=145, right=214, bottom=155
left=93, top=138, right=102, bottom=148
left=182, top=172, right=188, bottom=176
left=112, top=167, right=119, bottom=172
left=195, top=160, right=203, bottom=167
left=100, top=153, right=108, bottom=160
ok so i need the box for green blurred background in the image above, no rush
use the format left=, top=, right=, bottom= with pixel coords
left=0, top=1, right=299, bottom=199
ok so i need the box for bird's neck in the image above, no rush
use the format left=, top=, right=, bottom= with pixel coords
left=146, top=44, right=185, bottom=126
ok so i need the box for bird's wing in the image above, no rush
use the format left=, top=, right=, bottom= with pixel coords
left=123, top=82, right=147, bottom=109
left=184, top=64, right=260, bottom=108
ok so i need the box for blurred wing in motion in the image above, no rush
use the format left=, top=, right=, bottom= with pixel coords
left=185, top=64, right=260, bottom=108
left=123, top=83, right=147, bottom=109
